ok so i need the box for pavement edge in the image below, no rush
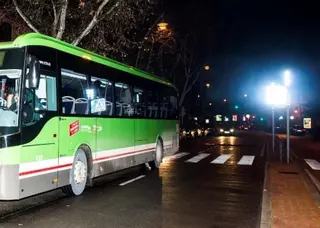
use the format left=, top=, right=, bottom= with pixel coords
left=259, top=137, right=272, bottom=228
left=277, top=135, right=320, bottom=207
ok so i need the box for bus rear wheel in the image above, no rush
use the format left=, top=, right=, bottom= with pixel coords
left=150, top=140, right=163, bottom=169
left=62, top=148, right=88, bottom=196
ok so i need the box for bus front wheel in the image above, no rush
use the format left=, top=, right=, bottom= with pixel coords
left=62, top=148, right=88, bottom=196
left=150, top=139, right=163, bottom=169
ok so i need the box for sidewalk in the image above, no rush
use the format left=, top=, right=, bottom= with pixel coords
left=263, top=136, right=320, bottom=228
left=268, top=163, right=320, bottom=228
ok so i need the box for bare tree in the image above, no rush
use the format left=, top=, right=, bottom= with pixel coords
left=1, top=0, right=158, bottom=59
left=177, top=36, right=201, bottom=108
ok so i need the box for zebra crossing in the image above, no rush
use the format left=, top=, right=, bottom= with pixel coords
left=166, top=152, right=256, bottom=166
left=304, top=159, right=320, bottom=170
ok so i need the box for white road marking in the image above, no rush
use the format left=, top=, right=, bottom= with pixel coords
left=260, top=138, right=267, bottom=157
left=237, top=155, right=255, bottom=165
left=167, top=152, right=190, bottom=160
left=119, top=175, right=146, bottom=186
left=211, top=154, right=232, bottom=164
left=185, top=153, right=210, bottom=163
left=304, top=159, right=320, bottom=170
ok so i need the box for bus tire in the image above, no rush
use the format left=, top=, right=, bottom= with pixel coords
left=150, top=139, right=163, bottom=169
left=62, top=148, right=88, bottom=196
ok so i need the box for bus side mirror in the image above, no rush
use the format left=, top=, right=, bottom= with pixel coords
left=27, top=55, right=40, bottom=89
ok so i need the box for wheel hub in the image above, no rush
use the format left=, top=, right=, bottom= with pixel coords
left=74, top=160, right=87, bottom=184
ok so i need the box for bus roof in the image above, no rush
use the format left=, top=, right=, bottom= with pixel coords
left=0, top=33, right=176, bottom=90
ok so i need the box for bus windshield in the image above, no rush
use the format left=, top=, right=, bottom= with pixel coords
left=0, top=48, right=23, bottom=135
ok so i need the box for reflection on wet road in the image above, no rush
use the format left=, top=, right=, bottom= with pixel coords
left=0, top=132, right=266, bottom=228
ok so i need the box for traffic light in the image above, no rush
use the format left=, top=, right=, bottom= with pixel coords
left=235, top=105, right=239, bottom=109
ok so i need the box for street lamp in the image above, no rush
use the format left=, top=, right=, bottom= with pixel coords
left=223, top=99, right=227, bottom=102
left=204, top=65, right=210, bottom=71
left=283, top=70, right=292, bottom=164
left=284, top=70, right=292, bottom=87
left=265, top=83, right=289, bottom=154
left=157, top=22, right=168, bottom=31
left=197, top=94, right=200, bottom=98
left=209, top=102, right=212, bottom=106
left=244, top=94, right=247, bottom=97
left=205, top=83, right=210, bottom=88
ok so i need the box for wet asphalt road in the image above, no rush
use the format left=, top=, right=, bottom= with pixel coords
left=0, top=131, right=266, bottom=228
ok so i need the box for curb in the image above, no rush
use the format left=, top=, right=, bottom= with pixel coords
left=259, top=139, right=272, bottom=228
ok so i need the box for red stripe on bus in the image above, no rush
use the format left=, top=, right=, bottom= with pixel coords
left=19, top=163, right=72, bottom=176
left=19, top=147, right=156, bottom=176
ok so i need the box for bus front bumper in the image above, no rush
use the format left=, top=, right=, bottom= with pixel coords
left=0, top=164, right=20, bottom=200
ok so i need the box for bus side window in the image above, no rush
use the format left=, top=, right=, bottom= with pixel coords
left=61, top=68, right=89, bottom=115
left=115, top=82, right=133, bottom=117
left=169, top=95, right=178, bottom=119
left=146, top=90, right=158, bottom=118
left=159, top=94, right=169, bottom=119
left=23, top=74, right=57, bottom=126
left=133, top=87, right=146, bottom=118
left=91, top=76, right=113, bottom=116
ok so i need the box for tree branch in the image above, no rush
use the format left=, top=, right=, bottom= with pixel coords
left=72, top=0, right=119, bottom=46
left=135, top=13, right=164, bottom=67
left=51, top=0, right=59, bottom=36
left=56, top=0, right=68, bottom=39
left=185, top=71, right=200, bottom=95
left=12, top=0, right=39, bottom=33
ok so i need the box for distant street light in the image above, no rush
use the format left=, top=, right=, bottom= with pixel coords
left=246, top=114, right=250, bottom=119
left=205, top=83, right=210, bottom=88
left=223, top=99, right=227, bottom=102
left=279, top=116, right=284, bottom=120
left=235, top=105, right=239, bottom=109
left=294, top=109, right=298, bottom=114
left=290, top=116, right=295, bottom=120
left=209, top=102, right=212, bottom=106
left=204, top=65, right=210, bottom=71
left=157, top=22, right=168, bottom=31
left=244, top=94, right=247, bottom=97
left=197, top=94, right=200, bottom=98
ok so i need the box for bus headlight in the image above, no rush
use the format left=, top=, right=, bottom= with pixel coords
left=220, top=129, right=224, bottom=132
left=230, top=129, right=234, bottom=132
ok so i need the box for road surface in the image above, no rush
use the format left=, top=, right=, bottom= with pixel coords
left=0, top=132, right=266, bottom=228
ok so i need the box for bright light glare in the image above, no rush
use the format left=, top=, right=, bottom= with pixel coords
left=86, top=89, right=94, bottom=99
left=220, top=129, right=224, bottom=132
left=230, top=129, right=234, bottom=132
left=194, top=117, right=198, bottom=121
left=266, top=83, right=289, bottom=106
left=279, top=116, right=284, bottom=120
left=284, top=70, right=292, bottom=87
left=290, top=116, right=295, bottom=120
left=205, top=119, right=210, bottom=123
left=246, top=114, right=250, bottom=119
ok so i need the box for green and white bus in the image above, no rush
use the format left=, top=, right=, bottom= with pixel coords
left=0, top=33, right=179, bottom=200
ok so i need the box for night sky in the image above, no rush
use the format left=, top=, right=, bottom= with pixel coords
left=164, top=0, right=320, bottom=106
